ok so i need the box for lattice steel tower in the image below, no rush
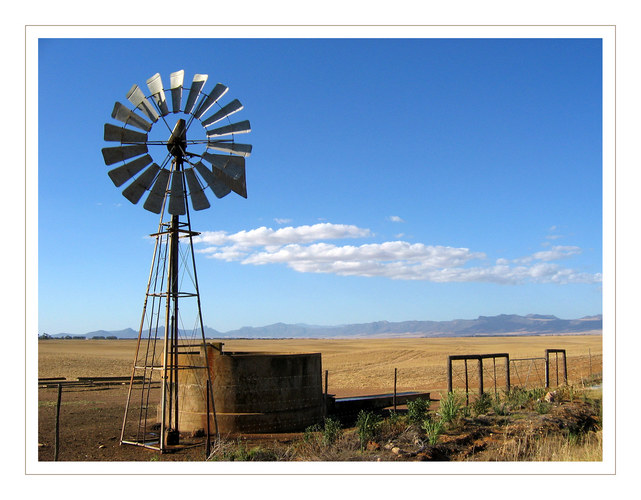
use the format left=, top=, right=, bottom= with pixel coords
left=101, top=70, right=252, bottom=452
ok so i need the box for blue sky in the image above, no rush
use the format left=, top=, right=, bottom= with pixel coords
left=37, top=37, right=603, bottom=335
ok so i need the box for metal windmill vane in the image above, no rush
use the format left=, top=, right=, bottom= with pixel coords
left=102, top=69, right=252, bottom=212
left=102, top=70, right=252, bottom=453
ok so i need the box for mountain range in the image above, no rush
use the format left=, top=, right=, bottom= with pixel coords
left=49, top=314, right=602, bottom=339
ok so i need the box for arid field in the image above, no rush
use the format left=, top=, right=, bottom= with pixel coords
left=38, top=335, right=602, bottom=396
left=37, top=335, right=602, bottom=462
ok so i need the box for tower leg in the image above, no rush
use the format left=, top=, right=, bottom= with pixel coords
left=120, top=160, right=217, bottom=453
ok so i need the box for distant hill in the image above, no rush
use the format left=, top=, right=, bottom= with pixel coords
left=48, top=314, right=602, bottom=339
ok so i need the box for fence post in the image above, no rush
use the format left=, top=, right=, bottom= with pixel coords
left=205, top=379, right=211, bottom=458
left=464, top=359, right=469, bottom=405
left=393, top=368, right=397, bottom=411
left=447, top=356, right=453, bottom=393
left=505, top=354, right=511, bottom=392
left=478, top=358, right=484, bottom=396
left=493, top=357, right=497, bottom=397
left=54, top=383, right=62, bottom=461
left=324, top=369, right=328, bottom=419
left=545, top=350, right=550, bottom=388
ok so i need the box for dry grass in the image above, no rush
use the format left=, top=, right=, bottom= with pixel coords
left=38, top=336, right=602, bottom=397
left=481, top=427, right=603, bottom=461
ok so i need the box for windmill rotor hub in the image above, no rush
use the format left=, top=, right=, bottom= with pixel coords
left=167, top=118, right=187, bottom=158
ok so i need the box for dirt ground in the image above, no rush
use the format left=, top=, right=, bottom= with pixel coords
left=38, top=384, right=209, bottom=461
left=37, top=336, right=602, bottom=462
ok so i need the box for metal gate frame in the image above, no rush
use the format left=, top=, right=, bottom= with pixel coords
left=446, top=353, right=511, bottom=397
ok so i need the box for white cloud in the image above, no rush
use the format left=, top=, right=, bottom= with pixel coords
left=274, top=218, right=292, bottom=224
left=546, top=225, right=563, bottom=240
left=194, top=223, right=372, bottom=248
left=532, top=245, right=582, bottom=261
left=244, top=241, right=482, bottom=268
left=513, top=246, right=582, bottom=264
left=387, top=215, right=405, bottom=223
left=193, top=222, right=601, bottom=285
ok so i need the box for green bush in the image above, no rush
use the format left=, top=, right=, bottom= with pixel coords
left=355, top=410, right=382, bottom=451
left=303, top=418, right=342, bottom=447
left=303, top=423, right=321, bottom=444
left=535, top=400, right=551, bottom=414
left=472, top=392, right=493, bottom=416
left=322, top=417, right=342, bottom=446
left=407, top=397, right=431, bottom=424
left=439, top=392, right=463, bottom=423
left=421, top=418, right=444, bottom=445
left=491, top=394, right=510, bottom=416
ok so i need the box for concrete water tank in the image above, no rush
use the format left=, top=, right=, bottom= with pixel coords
left=177, top=343, right=323, bottom=435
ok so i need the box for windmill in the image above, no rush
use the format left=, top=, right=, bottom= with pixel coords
left=102, top=70, right=251, bottom=453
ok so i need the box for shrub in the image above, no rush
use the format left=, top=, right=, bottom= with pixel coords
left=303, top=423, right=321, bottom=444
left=491, top=394, right=510, bottom=416
left=472, top=392, right=493, bottom=416
left=421, top=418, right=444, bottom=445
left=387, top=410, right=402, bottom=425
left=380, top=410, right=407, bottom=436
left=439, top=391, right=463, bottom=423
left=535, top=400, right=551, bottom=414
left=504, top=387, right=528, bottom=408
left=407, top=397, right=431, bottom=424
left=355, top=410, right=382, bottom=451
left=321, top=417, right=342, bottom=446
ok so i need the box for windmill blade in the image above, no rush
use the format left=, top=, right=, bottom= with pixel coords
left=143, top=168, right=170, bottom=214
left=170, top=70, right=184, bottom=113
left=122, top=163, right=161, bottom=204
left=168, top=170, right=186, bottom=215
left=202, top=152, right=245, bottom=178
left=201, top=152, right=247, bottom=198
left=111, top=102, right=152, bottom=132
left=126, top=84, right=159, bottom=123
left=206, top=141, right=252, bottom=157
left=102, top=144, right=148, bottom=166
left=184, top=167, right=210, bottom=211
left=193, top=83, right=229, bottom=120
left=206, top=120, right=251, bottom=138
left=202, top=99, right=244, bottom=127
left=183, top=74, right=208, bottom=115
left=108, top=154, right=153, bottom=187
left=104, top=123, right=148, bottom=143
left=146, top=73, right=170, bottom=116
left=194, top=162, right=231, bottom=199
